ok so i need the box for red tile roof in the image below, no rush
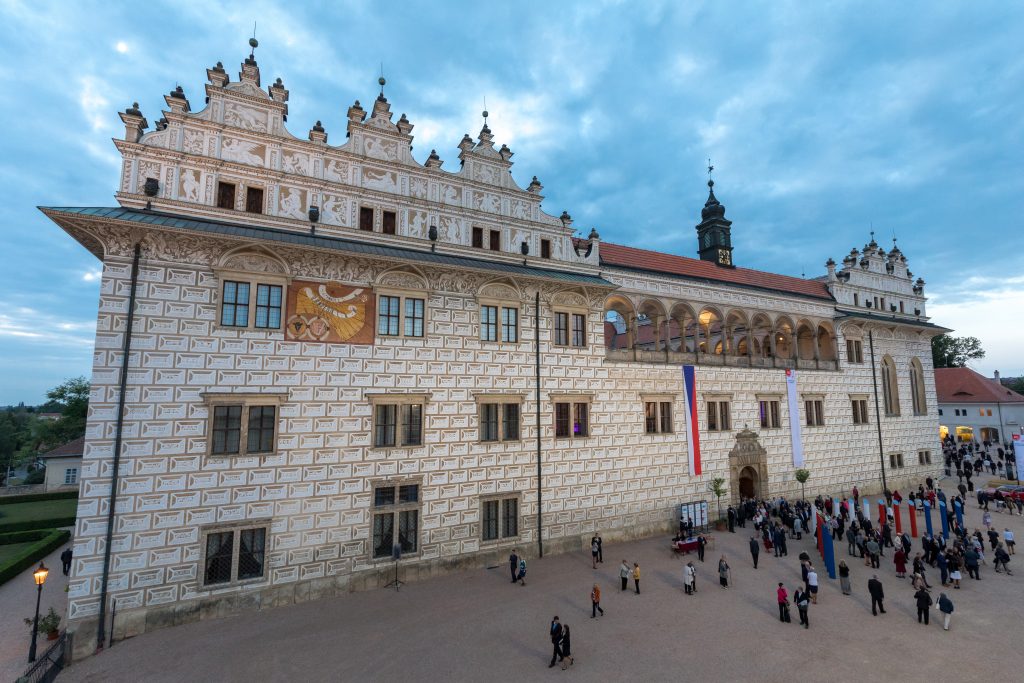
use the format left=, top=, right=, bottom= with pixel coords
left=39, top=436, right=85, bottom=459
left=597, top=241, right=833, bottom=300
left=934, top=368, right=1024, bottom=404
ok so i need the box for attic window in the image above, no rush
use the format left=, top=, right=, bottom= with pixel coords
left=489, top=230, right=500, bottom=252
left=541, top=239, right=551, bottom=259
left=217, top=182, right=236, bottom=210
left=245, top=187, right=264, bottom=214
left=382, top=211, right=396, bottom=235
left=360, top=207, right=374, bottom=231
left=472, top=227, right=484, bottom=249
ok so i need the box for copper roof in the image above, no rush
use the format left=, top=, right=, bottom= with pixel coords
left=39, top=436, right=85, bottom=459
left=934, top=367, right=1024, bottom=405
left=598, top=241, right=833, bottom=300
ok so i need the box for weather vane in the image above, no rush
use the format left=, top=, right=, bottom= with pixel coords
left=249, top=22, right=258, bottom=58
left=483, top=96, right=488, bottom=124
left=707, top=158, right=714, bottom=179
left=378, top=63, right=386, bottom=96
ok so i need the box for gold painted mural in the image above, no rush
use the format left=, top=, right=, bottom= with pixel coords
left=285, top=281, right=375, bottom=344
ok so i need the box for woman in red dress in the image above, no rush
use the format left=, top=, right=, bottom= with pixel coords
left=894, top=547, right=907, bottom=578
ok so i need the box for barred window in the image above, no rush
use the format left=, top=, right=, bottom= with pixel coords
left=246, top=406, right=277, bottom=453
left=481, top=305, right=498, bottom=342
left=372, top=482, right=421, bottom=558
left=201, top=522, right=270, bottom=587
left=254, top=284, right=282, bottom=329
left=205, top=394, right=282, bottom=457
left=404, top=298, right=425, bottom=337
left=212, top=405, right=242, bottom=455
left=554, top=312, right=569, bottom=346
left=759, top=400, right=781, bottom=429
left=501, top=307, right=518, bottom=343
left=572, top=314, right=586, bottom=347
left=503, top=403, right=520, bottom=441
left=221, top=281, right=250, bottom=327
left=378, top=295, right=401, bottom=336
left=481, top=403, right=499, bottom=442
left=482, top=495, right=520, bottom=541
left=707, top=401, right=731, bottom=432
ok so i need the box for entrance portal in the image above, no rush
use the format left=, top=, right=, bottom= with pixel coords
left=739, top=466, right=759, bottom=499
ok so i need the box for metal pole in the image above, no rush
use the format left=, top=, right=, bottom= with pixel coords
left=867, top=330, right=888, bottom=491
left=535, top=291, right=543, bottom=558
left=28, top=581, right=42, bottom=662
left=97, top=243, right=141, bottom=651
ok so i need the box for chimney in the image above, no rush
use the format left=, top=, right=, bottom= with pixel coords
left=994, top=370, right=1001, bottom=381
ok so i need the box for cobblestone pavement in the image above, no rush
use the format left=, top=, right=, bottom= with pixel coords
left=61, top=478, right=1024, bottom=683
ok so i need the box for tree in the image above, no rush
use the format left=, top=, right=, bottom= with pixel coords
left=795, top=468, right=810, bottom=501
left=1003, top=377, right=1024, bottom=395
left=36, top=377, right=90, bottom=449
left=931, top=334, right=985, bottom=369
left=709, top=477, right=727, bottom=521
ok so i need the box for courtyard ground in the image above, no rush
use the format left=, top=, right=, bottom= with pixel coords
left=61, top=478, right=1024, bottom=683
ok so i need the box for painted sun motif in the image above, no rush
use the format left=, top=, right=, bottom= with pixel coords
left=285, top=281, right=374, bottom=344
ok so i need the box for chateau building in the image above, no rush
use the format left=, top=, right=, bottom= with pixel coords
left=935, top=368, right=1024, bottom=446
left=43, top=46, right=944, bottom=656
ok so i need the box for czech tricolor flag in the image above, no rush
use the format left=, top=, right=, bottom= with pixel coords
left=682, top=365, right=701, bottom=476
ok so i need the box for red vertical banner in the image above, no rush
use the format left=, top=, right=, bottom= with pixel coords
left=878, top=501, right=886, bottom=526
left=907, top=501, right=918, bottom=538
left=893, top=504, right=902, bottom=534
left=816, top=512, right=824, bottom=557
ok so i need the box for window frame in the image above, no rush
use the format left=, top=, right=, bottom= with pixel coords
left=918, top=449, right=932, bottom=465
left=850, top=394, right=870, bottom=425
left=540, top=239, right=551, bottom=259
left=244, top=186, right=264, bottom=214
left=213, top=268, right=290, bottom=332
left=359, top=206, right=375, bottom=231
left=478, top=296, right=521, bottom=345
left=370, top=479, right=422, bottom=561
left=803, top=395, right=826, bottom=427
left=845, top=338, right=864, bottom=364
left=641, top=394, right=675, bottom=435
left=704, top=397, right=731, bottom=432
left=889, top=452, right=905, bottom=469
left=552, top=394, right=593, bottom=439
left=202, top=393, right=284, bottom=458
left=63, top=468, right=79, bottom=485
left=756, top=395, right=782, bottom=429
left=480, top=493, right=521, bottom=543
left=198, top=519, right=272, bottom=590
left=475, top=394, right=525, bottom=443
left=375, top=288, right=429, bottom=340
left=368, top=394, right=430, bottom=450
left=216, top=181, right=237, bottom=210
left=552, top=305, right=588, bottom=349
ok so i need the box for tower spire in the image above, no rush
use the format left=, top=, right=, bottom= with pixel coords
left=695, top=161, right=733, bottom=267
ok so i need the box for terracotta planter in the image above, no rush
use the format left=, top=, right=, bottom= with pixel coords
left=714, top=520, right=727, bottom=531
left=46, top=630, right=59, bottom=641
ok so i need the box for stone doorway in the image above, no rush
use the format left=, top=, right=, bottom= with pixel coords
left=729, top=428, right=769, bottom=504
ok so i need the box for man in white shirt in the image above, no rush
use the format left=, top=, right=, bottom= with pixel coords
left=807, top=567, right=819, bottom=604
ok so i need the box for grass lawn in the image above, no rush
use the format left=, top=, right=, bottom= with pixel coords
left=0, top=499, right=78, bottom=525
left=0, top=541, right=36, bottom=566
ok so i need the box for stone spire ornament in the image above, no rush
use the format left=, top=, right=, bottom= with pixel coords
left=695, top=160, right=734, bottom=267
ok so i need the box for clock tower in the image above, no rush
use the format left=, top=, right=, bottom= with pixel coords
left=695, top=177, right=734, bottom=267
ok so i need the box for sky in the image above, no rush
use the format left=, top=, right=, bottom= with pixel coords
left=0, top=0, right=1022, bottom=404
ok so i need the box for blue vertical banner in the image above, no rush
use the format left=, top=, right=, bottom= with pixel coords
left=939, top=500, right=949, bottom=539
left=954, top=499, right=964, bottom=528
left=923, top=500, right=934, bottom=536
left=821, top=514, right=836, bottom=579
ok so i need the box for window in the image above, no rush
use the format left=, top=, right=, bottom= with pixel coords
left=554, top=399, right=590, bottom=438
left=478, top=399, right=521, bottom=442
left=889, top=453, right=905, bottom=469
left=382, top=210, right=396, bottom=235
left=489, top=229, right=501, bottom=251
left=204, top=394, right=283, bottom=457
left=480, top=403, right=499, bottom=442
left=63, top=468, right=78, bottom=485
left=909, top=358, right=927, bottom=416
left=851, top=397, right=870, bottom=425
left=881, top=355, right=900, bottom=416
left=643, top=399, right=674, bottom=434
left=217, top=181, right=236, bottom=210
left=254, top=284, right=282, bottom=329
left=853, top=293, right=859, bottom=307
left=804, top=398, right=825, bottom=427
left=472, top=226, right=484, bottom=248
left=245, top=186, right=264, bottom=214
left=372, top=482, right=420, bottom=558
left=938, top=409, right=943, bottom=416
left=370, top=396, right=427, bottom=448
left=201, top=522, right=269, bottom=587
left=481, top=305, right=498, bottom=342
left=359, top=206, right=374, bottom=231
left=899, top=301, right=905, bottom=313
left=759, top=399, right=781, bottom=429
left=481, top=305, right=518, bottom=343
left=918, top=450, right=932, bottom=465
left=554, top=312, right=569, bottom=346
left=706, top=400, right=731, bottom=432
left=541, top=239, right=551, bottom=259
left=987, top=409, right=993, bottom=417
left=378, top=295, right=401, bottom=336
left=501, top=307, right=518, bottom=343
left=220, top=281, right=250, bottom=327
left=404, top=298, right=424, bottom=337
left=572, top=314, right=586, bottom=347
left=482, top=495, right=520, bottom=542
left=845, top=339, right=863, bottom=363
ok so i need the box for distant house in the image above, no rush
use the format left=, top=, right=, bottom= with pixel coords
left=935, top=368, right=1024, bottom=446
left=37, top=412, right=63, bottom=421
left=38, top=436, right=84, bottom=490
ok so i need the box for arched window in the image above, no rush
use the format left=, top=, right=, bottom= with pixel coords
left=909, top=358, right=927, bottom=416
left=881, top=355, right=900, bottom=416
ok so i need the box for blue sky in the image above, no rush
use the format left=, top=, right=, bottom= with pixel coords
left=1, top=0, right=1022, bottom=404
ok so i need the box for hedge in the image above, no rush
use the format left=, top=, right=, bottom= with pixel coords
left=0, top=517, right=77, bottom=534
left=0, top=490, right=78, bottom=505
left=0, top=528, right=71, bottom=586
left=0, top=530, right=51, bottom=545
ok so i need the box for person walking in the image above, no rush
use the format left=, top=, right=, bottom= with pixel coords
left=1005, top=528, right=1015, bottom=555
left=591, top=537, right=600, bottom=569
left=548, top=616, right=563, bottom=668
left=807, top=566, right=819, bottom=604
left=619, top=560, right=630, bottom=591
left=728, top=506, right=736, bottom=533
left=938, top=593, right=954, bottom=631
left=914, top=586, right=932, bottom=625
left=632, top=562, right=641, bottom=594
left=697, top=534, right=707, bottom=562
left=590, top=583, right=604, bottom=618
left=894, top=547, right=907, bottom=578
left=839, top=560, right=852, bottom=595
left=594, top=532, right=604, bottom=563
left=994, top=544, right=1013, bottom=575
left=60, top=547, right=73, bottom=576
left=559, top=624, right=574, bottom=669
left=749, top=535, right=760, bottom=569
left=777, top=583, right=790, bottom=622
left=794, top=586, right=810, bottom=628
left=684, top=561, right=696, bottom=595
left=868, top=574, right=886, bottom=615
left=509, top=549, right=519, bottom=583
left=866, top=537, right=881, bottom=569
left=518, top=557, right=527, bottom=586
left=718, top=556, right=731, bottom=589
left=964, top=547, right=981, bottom=580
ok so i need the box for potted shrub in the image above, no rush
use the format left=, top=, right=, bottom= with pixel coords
left=795, top=468, right=810, bottom=501
left=25, top=607, right=61, bottom=640
left=709, top=477, right=727, bottom=530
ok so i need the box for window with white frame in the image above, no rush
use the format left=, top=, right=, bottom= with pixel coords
left=215, top=263, right=287, bottom=331
left=203, top=393, right=284, bottom=457
left=377, top=293, right=426, bottom=338
left=481, top=494, right=520, bottom=542
left=200, top=520, right=270, bottom=587
left=372, top=481, right=420, bottom=558
left=63, top=468, right=78, bottom=485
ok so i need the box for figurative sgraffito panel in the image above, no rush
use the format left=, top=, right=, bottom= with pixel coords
left=285, top=281, right=375, bottom=344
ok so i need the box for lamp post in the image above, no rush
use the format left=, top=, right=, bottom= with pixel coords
left=28, top=561, right=49, bottom=663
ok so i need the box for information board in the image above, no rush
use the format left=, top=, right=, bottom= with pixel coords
left=679, top=500, right=710, bottom=533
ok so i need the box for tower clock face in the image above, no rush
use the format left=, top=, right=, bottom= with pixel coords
left=718, top=248, right=732, bottom=265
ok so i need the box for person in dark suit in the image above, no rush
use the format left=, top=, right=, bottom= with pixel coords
left=749, top=536, right=760, bottom=568
left=868, top=575, right=886, bottom=615
left=914, top=587, right=932, bottom=624
left=509, top=549, right=519, bottom=583
left=727, top=506, right=736, bottom=533
left=60, top=547, right=73, bottom=576
left=548, top=616, right=563, bottom=668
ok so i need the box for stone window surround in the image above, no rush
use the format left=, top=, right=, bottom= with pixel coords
left=849, top=393, right=871, bottom=425
left=550, top=392, right=594, bottom=439
left=201, top=392, right=286, bottom=457
left=917, top=449, right=932, bottom=465
left=552, top=305, right=589, bottom=348
left=211, top=265, right=290, bottom=333
left=375, top=285, right=429, bottom=340
left=474, top=392, right=526, bottom=443
left=889, top=452, right=905, bottom=469
left=802, top=394, right=826, bottom=427
left=756, top=394, right=783, bottom=429
left=211, top=174, right=265, bottom=214
left=640, top=393, right=676, bottom=435
left=366, top=392, right=431, bottom=451
left=703, top=395, right=732, bottom=432
left=479, top=491, right=522, bottom=545
left=197, top=518, right=273, bottom=592
left=477, top=295, right=522, bottom=345
left=368, top=477, right=423, bottom=563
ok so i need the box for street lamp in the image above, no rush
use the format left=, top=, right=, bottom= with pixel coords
left=28, top=561, right=49, bottom=663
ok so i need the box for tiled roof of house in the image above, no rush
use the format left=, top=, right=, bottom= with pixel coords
left=598, top=241, right=833, bottom=300
left=934, top=367, right=1024, bottom=404
left=39, top=436, right=85, bottom=459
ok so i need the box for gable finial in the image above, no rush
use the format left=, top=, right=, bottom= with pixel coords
left=707, top=157, right=714, bottom=188
left=249, top=22, right=258, bottom=59
left=482, top=96, right=488, bottom=125
left=378, top=62, right=386, bottom=98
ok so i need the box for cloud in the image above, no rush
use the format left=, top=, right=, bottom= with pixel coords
left=77, top=76, right=112, bottom=133
left=115, top=41, right=129, bottom=54
left=928, top=277, right=1024, bottom=377
left=0, top=304, right=96, bottom=349
left=81, top=269, right=103, bottom=282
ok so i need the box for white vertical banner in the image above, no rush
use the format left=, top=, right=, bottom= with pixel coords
left=786, top=369, right=804, bottom=467
left=1013, top=435, right=1024, bottom=480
